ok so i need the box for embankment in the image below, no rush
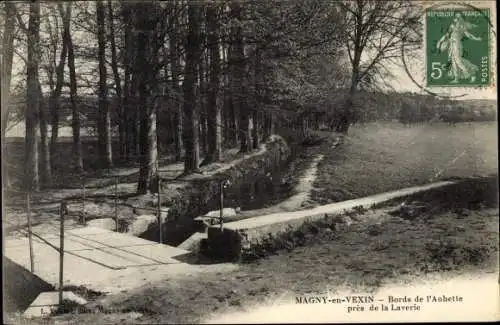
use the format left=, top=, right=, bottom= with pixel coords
left=139, top=135, right=292, bottom=246
left=201, top=178, right=492, bottom=262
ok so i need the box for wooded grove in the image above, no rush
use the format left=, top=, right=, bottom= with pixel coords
left=1, top=0, right=429, bottom=193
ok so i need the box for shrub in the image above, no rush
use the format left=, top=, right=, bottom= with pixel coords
left=424, top=239, right=495, bottom=270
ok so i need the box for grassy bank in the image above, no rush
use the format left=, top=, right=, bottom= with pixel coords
left=311, top=122, right=498, bottom=204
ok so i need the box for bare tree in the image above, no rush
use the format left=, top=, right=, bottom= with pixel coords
left=63, top=3, right=84, bottom=172
left=337, top=0, right=420, bottom=133
left=199, top=45, right=208, bottom=156
left=135, top=2, right=159, bottom=193
left=182, top=0, right=203, bottom=174
left=25, top=1, right=41, bottom=191
left=107, top=0, right=124, bottom=160
left=251, top=48, right=262, bottom=149
left=97, top=0, right=113, bottom=168
left=120, top=3, right=135, bottom=160
left=169, top=6, right=183, bottom=162
left=225, top=39, right=239, bottom=148
left=202, top=2, right=223, bottom=164
left=1, top=2, right=16, bottom=188
left=48, top=3, right=69, bottom=172
left=38, top=82, right=51, bottom=185
left=230, top=1, right=253, bottom=153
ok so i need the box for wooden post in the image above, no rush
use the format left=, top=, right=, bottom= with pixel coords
left=26, top=192, right=35, bottom=273
left=157, top=177, right=162, bottom=244
left=82, top=177, right=86, bottom=225
left=219, top=181, right=224, bottom=230
left=114, top=177, right=118, bottom=232
left=59, top=201, right=66, bottom=306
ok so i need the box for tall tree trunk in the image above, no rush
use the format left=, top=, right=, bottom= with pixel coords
left=25, top=1, right=41, bottom=192
left=137, top=96, right=158, bottom=193
left=202, top=3, right=222, bottom=164
left=162, top=44, right=174, bottom=151
left=121, top=4, right=139, bottom=160
left=226, top=26, right=239, bottom=148
left=49, top=98, right=60, bottom=172
left=137, top=83, right=157, bottom=193
left=108, top=0, right=124, bottom=161
left=246, top=113, right=253, bottom=150
left=170, top=41, right=184, bottom=161
left=121, top=3, right=132, bottom=160
left=252, top=111, right=259, bottom=149
left=337, top=32, right=362, bottom=134
left=169, top=3, right=183, bottom=162
left=135, top=3, right=158, bottom=194
left=122, top=83, right=130, bottom=160
left=251, top=49, right=262, bottom=149
left=182, top=1, right=202, bottom=174
left=65, top=3, right=83, bottom=172
left=223, top=92, right=231, bottom=148
left=1, top=2, right=15, bottom=189
left=263, top=109, right=274, bottom=140
left=38, top=83, right=51, bottom=186
left=128, top=74, right=139, bottom=159
left=336, top=82, right=356, bottom=134
left=137, top=92, right=158, bottom=194
left=199, top=51, right=208, bottom=156
left=230, top=1, right=251, bottom=152
left=222, top=43, right=233, bottom=148
left=97, top=0, right=113, bottom=168
left=52, top=3, right=70, bottom=172
left=270, top=110, right=276, bottom=135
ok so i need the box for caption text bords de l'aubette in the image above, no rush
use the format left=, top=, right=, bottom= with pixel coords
left=295, top=295, right=464, bottom=313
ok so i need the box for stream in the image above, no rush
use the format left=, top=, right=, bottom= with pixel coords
left=203, top=144, right=314, bottom=214
left=141, top=143, right=322, bottom=246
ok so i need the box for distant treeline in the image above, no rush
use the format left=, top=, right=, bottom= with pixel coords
left=281, top=91, right=497, bottom=127
left=6, top=90, right=496, bottom=136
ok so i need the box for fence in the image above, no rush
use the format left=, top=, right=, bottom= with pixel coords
left=3, top=171, right=232, bottom=309
left=1, top=127, right=302, bottom=311
left=76, top=174, right=231, bottom=240
left=3, top=193, right=69, bottom=307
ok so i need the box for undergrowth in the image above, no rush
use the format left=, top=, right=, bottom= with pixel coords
left=240, top=214, right=355, bottom=263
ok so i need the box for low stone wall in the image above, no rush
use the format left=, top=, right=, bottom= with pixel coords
left=201, top=181, right=458, bottom=261
left=203, top=211, right=341, bottom=262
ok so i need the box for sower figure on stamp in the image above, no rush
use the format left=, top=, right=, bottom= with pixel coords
left=436, top=13, right=482, bottom=83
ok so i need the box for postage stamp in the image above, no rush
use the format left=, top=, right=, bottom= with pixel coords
left=426, top=7, right=491, bottom=87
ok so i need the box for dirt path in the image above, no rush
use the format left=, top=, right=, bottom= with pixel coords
left=229, top=134, right=341, bottom=220
left=225, top=180, right=454, bottom=230
left=238, top=154, right=324, bottom=218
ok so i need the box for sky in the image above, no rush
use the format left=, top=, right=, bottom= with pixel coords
left=7, top=1, right=497, bottom=103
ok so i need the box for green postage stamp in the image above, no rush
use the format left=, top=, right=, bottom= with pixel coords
left=426, top=8, right=491, bottom=87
